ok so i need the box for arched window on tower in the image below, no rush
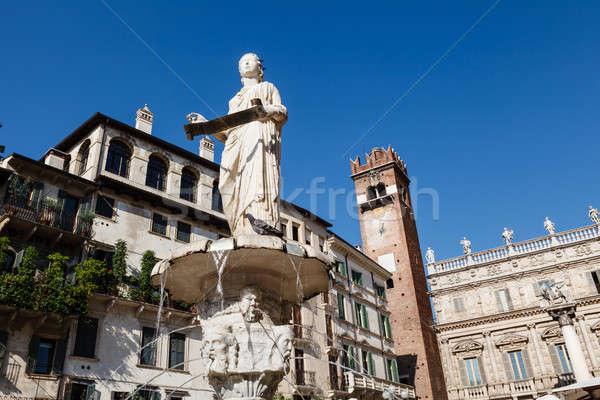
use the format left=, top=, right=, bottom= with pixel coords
left=376, top=183, right=387, bottom=198
left=212, top=180, right=223, bottom=212
left=77, top=140, right=90, bottom=176
left=146, top=155, right=168, bottom=191
left=366, top=186, right=377, bottom=200
left=105, top=140, right=131, bottom=177
left=180, top=167, right=198, bottom=203
left=386, top=278, right=394, bottom=289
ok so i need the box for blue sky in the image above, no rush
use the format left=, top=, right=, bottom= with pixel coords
left=1, top=1, right=599, bottom=261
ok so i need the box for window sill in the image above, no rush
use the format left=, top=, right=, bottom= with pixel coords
left=174, top=239, right=191, bottom=244
left=166, top=368, right=190, bottom=374
left=137, top=364, right=162, bottom=370
left=148, top=230, right=171, bottom=240
left=69, top=355, right=100, bottom=363
left=26, top=374, right=59, bottom=381
left=95, top=214, right=116, bottom=222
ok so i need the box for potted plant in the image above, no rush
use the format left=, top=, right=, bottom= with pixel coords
left=41, top=198, right=59, bottom=225
left=76, top=210, right=95, bottom=236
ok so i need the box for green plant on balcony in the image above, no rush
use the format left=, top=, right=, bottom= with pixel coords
left=6, top=175, right=31, bottom=205
left=112, top=239, right=128, bottom=284
left=129, top=250, right=159, bottom=304
left=0, top=237, right=9, bottom=270
left=75, top=257, right=117, bottom=296
left=40, top=198, right=59, bottom=225
left=75, top=210, right=95, bottom=236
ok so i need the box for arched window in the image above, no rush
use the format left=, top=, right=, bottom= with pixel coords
left=376, top=183, right=387, bottom=197
left=180, top=168, right=197, bottom=203
left=211, top=180, right=223, bottom=212
left=105, top=140, right=131, bottom=177
left=146, top=155, right=168, bottom=191
left=366, top=186, right=377, bottom=200
left=77, top=140, right=90, bottom=176
left=386, top=278, right=394, bottom=289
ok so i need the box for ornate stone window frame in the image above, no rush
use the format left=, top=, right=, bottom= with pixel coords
left=495, top=334, right=529, bottom=352
left=541, top=326, right=565, bottom=344
left=452, top=340, right=484, bottom=358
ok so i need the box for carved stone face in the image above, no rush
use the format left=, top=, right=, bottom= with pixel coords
left=277, top=329, right=293, bottom=361
left=238, top=53, right=262, bottom=80
left=240, top=288, right=262, bottom=323
left=205, top=331, right=229, bottom=374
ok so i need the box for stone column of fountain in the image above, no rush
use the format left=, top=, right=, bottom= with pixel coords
left=152, top=53, right=333, bottom=400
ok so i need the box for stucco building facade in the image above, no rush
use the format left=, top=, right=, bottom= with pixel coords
left=0, top=106, right=412, bottom=400
left=428, top=221, right=600, bottom=399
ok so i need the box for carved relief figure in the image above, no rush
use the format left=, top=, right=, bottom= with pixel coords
left=590, top=206, right=600, bottom=225
left=502, top=227, right=514, bottom=246
left=239, top=287, right=262, bottom=323
left=425, top=247, right=435, bottom=264
left=187, top=53, right=288, bottom=236
left=540, top=281, right=568, bottom=306
left=544, top=217, right=556, bottom=235
left=204, top=328, right=238, bottom=375
left=268, top=325, right=293, bottom=371
left=460, top=237, right=472, bottom=255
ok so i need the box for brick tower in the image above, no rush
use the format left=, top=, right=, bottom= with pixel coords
left=350, top=146, right=447, bottom=400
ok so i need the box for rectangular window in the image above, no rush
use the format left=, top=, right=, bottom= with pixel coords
left=588, top=271, right=600, bottom=294
left=535, top=280, right=553, bottom=296
left=0, top=331, right=7, bottom=371
left=112, top=393, right=130, bottom=400
left=354, top=302, right=369, bottom=330
left=318, top=236, right=324, bottom=252
left=137, top=388, right=161, bottom=400
left=555, top=344, right=573, bottom=374
left=305, top=228, right=311, bottom=245
left=464, top=357, right=483, bottom=386
left=73, top=317, right=98, bottom=359
left=337, top=293, right=345, bottom=320
left=151, top=213, right=168, bottom=236
left=342, top=345, right=355, bottom=370
left=386, top=358, right=399, bottom=383
left=508, top=350, right=528, bottom=380
left=169, top=333, right=186, bottom=370
left=292, top=224, right=299, bottom=241
left=361, top=349, right=374, bottom=375
left=375, top=284, right=386, bottom=300
left=453, top=297, right=465, bottom=312
left=495, top=289, right=513, bottom=312
left=351, top=270, right=363, bottom=286
left=176, top=221, right=191, bottom=243
left=281, top=221, right=287, bottom=238
left=34, top=339, right=56, bottom=375
left=335, top=261, right=347, bottom=276
left=70, top=382, right=96, bottom=400
left=140, top=327, right=157, bottom=366
left=380, top=314, right=392, bottom=339
left=95, top=195, right=115, bottom=219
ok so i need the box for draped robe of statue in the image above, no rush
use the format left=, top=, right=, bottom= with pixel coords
left=219, top=81, right=287, bottom=236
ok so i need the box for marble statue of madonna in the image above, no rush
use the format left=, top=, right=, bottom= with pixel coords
left=189, top=53, right=287, bottom=236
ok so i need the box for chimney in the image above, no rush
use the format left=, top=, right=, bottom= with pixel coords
left=135, top=104, right=154, bottom=134
left=199, top=136, right=215, bottom=162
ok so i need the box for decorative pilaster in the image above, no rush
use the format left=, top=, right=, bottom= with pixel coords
left=482, top=331, right=498, bottom=383
left=576, top=313, right=599, bottom=370
left=526, top=323, right=547, bottom=376
left=440, top=338, right=456, bottom=388
left=547, top=304, right=592, bottom=382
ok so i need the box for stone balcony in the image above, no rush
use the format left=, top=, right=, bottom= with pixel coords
left=449, top=374, right=576, bottom=400
left=293, top=325, right=313, bottom=348
left=428, top=224, right=600, bottom=276
left=293, top=370, right=317, bottom=394
left=343, top=371, right=416, bottom=399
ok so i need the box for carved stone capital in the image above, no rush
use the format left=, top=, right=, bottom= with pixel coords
left=527, top=322, right=536, bottom=329
left=482, top=331, right=491, bottom=337
left=547, top=304, right=577, bottom=327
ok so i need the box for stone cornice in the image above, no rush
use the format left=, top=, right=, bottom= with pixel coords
left=429, top=252, right=600, bottom=295
left=434, top=294, right=600, bottom=332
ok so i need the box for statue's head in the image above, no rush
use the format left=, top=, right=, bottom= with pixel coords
left=204, top=328, right=237, bottom=374
left=239, top=53, right=264, bottom=82
left=239, top=287, right=262, bottom=322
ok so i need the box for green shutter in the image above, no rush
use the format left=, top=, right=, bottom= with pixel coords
left=348, top=345, right=355, bottom=370
left=52, top=336, right=68, bottom=376
left=367, top=352, right=374, bottom=375
left=337, top=293, right=345, bottom=320
left=361, top=304, right=369, bottom=329
left=391, top=359, right=399, bottom=382
left=26, top=335, right=40, bottom=374
left=86, top=383, right=96, bottom=400
left=385, top=316, right=392, bottom=339
left=339, top=261, right=347, bottom=276
left=355, top=302, right=361, bottom=324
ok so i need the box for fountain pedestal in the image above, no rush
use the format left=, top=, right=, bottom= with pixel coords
left=151, top=235, right=332, bottom=400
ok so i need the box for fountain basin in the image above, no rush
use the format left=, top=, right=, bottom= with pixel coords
left=150, top=235, right=333, bottom=303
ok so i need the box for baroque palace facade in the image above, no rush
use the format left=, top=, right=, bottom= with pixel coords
left=428, top=219, right=600, bottom=400
left=0, top=106, right=414, bottom=400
